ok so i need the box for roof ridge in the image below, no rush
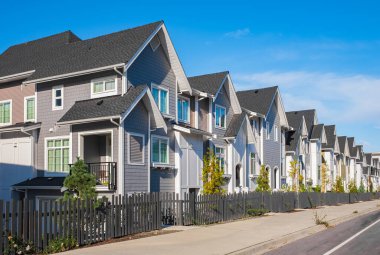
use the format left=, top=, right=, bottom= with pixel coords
left=188, top=70, right=229, bottom=79
left=236, top=85, right=278, bottom=93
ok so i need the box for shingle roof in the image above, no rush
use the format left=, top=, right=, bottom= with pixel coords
left=13, top=177, right=65, bottom=188
left=224, top=113, right=246, bottom=138
left=338, top=136, right=347, bottom=154
left=187, top=71, right=229, bottom=95
left=0, top=122, right=41, bottom=131
left=366, top=153, right=372, bottom=165
left=357, top=145, right=364, bottom=162
left=1, top=21, right=162, bottom=82
left=0, top=31, right=81, bottom=78
left=311, top=124, right=324, bottom=140
left=322, top=125, right=336, bottom=149
left=286, top=109, right=316, bottom=135
left=347, top=137, right=357, bottom=158
left=175, top=123, right=213, bottom=137
left=237, top=86, right=278, bottom=116
left=58, top=85, right=146, bottom=123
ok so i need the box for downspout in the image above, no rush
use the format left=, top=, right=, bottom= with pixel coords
left=110, top=118, right=120, bottom=127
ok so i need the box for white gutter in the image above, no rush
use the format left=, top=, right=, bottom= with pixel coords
left=113, top=67, right=123, bottom=76
left=23, top=63, right=125, bottom=85
left=110, top=118, right=120, bottom=127
left=58, top=116, right=120, bottom=126
left=0, top=70, right=35, bottom=84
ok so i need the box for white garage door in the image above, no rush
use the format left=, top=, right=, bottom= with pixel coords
left=0, top=137, right=33, bottom=200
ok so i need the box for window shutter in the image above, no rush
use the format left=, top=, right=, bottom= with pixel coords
left=130, top=135, right=144, bottom=163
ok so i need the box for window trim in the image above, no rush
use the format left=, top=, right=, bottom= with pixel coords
left=266, top=121, right=270, bottom=140
left=151, top=84, right=169, bottom=114
left=90, top=76, right=118, bottom=99
left=274, top=125, right=278, bottom=142
left=24, top=96, right=36, bottom=122
left=177, top=96, right=190, bottom=123
left=250, top=152, right=257, bottom=176
left=0, top=99, right=12, bottom=126
left=44, top=136, right=71, bottom=172
left=151, top=135, right=169, bottom=164
left=215, top=104, right=227, bottom=129
left=52, top=85, right=64, bottom=111
left=128, top=132, right=145, bottom=165
left=215, top=146, right=226, bottom=171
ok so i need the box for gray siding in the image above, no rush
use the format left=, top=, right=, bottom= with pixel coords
left=36, top=71, right=122, bottom=173
left=124, top=101, right=149, bottom=193
left=263, top=100, right=281, bottom=187
left=213, top=84, right=234, bottom=140
left=198, top=98, right=209, bottom=132
left=150, top=170, right=175, bottom=192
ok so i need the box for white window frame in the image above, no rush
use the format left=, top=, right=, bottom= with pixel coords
left=52, top=85, right=64, bottom=111
left=151, top=84, right=169, bottom=114
left=215, top=146, right=226, bottom=171
left=177, top=96, right=190, bottom=123
left=45, top=136, right=71, bottom=172
left=24, top=96, right=36, bottom=122
left=215, top=104, right=226, bottom=129
left=274, top=125, right=278, bottom=142
left=128, top=132, right=145, bottom=165
left=151, top=135, right=169, bottom=164
left=90, top=76, right=118, bottom=99
left=266, top=121, right=270, bottom=140
left=0, top=99, right=12, bottom=126
left=250, top=153, right=257, bottom=175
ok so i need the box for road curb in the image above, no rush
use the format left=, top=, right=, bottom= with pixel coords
left=228, top=204, right=380, bottom=255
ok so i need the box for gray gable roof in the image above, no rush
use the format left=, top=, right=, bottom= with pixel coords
left=187, top=71, right=228, bottom=95
left=1, top=21, right=162, bottom=82
left=365, top=153, right=372, bottom=165
left=58, top=85, right=146, bottom=123
left=286, top=109, right=316, bottom=135
left=224, top=113, right=246, bottom=138
left=322, top=125, right=336, bottom=149
left=311, top=124, right=324, bottom=140
left=338, top=136, right=347, bottom=154
left=0, top=31, right=81, bottom=79
left=237, top=86, right=278, bottom=116
left=347, top=137, right=357, bottom=157
left=357, top=145, right=364, bottom=162
left=13, top=177, right=65, bottom=188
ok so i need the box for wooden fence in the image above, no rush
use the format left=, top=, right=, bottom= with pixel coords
left=1, top=191, right=379, bottom=254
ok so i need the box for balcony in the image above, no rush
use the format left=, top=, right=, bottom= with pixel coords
left=69, top=162, right=117, bottom=191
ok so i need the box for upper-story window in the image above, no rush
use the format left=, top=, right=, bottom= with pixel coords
left=52, top=85, right=63, bottom=110
left=91, top=76, right=117, bottom=98
left=266, top=121, right=270, bottom=140
left=177, top=97, right=190, bottom=123
left=24, top=96, right=36, bottom=122
left=274, top=125, right=278, bottom=142
left=46, top=137, right=70, bottom=172
left=215, top=105, right=226, bottom=129
left=152, top=135, right=169, bottom=164
left=152, top=85, right=168, bottom=114
left=250, top=153, right=257, bottom=175
left=0, top=100, right=11, bottom=125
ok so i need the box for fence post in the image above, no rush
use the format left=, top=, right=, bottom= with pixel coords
left=189, top=192, right=196, bottom=224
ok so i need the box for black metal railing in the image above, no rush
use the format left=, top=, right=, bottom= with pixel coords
left=69, top=162, right=117, bottom=190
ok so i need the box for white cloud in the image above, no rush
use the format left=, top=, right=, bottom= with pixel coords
left=234, top=71, right=380, bottom=126
left=224, top=28, right=250, bottom=39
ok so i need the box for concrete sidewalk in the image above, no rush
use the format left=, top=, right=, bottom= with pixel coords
left=61, top=200, right=380, bottom=255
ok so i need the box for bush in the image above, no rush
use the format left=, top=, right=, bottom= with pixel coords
left=256, top=165, right=270, bottom=192
left=332, top=176, right=345, bottom=193
left=348, top=180, right=358, bottom=193
left=44, top=236, right=78, bottom=254
left=202, top=148, right=225, bottom=195
left=5, top=236, right=35, bottom=255
left=247, top=208, right=269, bottom=217
left=314, top=185, right=321, bottom=193
left=358, top=180, right=365, bottom=193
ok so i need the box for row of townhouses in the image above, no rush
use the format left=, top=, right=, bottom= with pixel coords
left=0, top=21, right=379, bottom=203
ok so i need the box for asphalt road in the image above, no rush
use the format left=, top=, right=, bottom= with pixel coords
left=265, top=210, right=380, bottom=255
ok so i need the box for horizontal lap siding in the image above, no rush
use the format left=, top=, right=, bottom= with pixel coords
left=150, top=170, right=175, bottom=192
left=0, top=81, right=35, bottom=125
left=213, top=84, right=234, bottom=139
left=198, top=98, right=209, bottom=132
left=36, top=71, right=122, bottom=173
left=124, top=102, right=149, bottom=194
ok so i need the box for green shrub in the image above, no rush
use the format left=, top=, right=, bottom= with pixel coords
left=44, top=236, right=78, bottom=254
left=332, top=176, right=345, bottom=193
left=358, top=180, right=365, bottom=193
left=5, top=236, right=35, bottom=255
left=256, top=165, right=270, bottom=192
left=348, top=180, right=358, bottom=193
left=247, top=208, right=269, bottom=217
left=314, top=185, right=321, bottom=193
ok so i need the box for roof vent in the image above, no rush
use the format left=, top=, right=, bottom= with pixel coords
left=97, top=100, right=104, bottom=106
left=254, top=90, right=259, bottom=94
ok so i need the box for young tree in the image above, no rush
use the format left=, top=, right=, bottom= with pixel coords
left=256, top=165, right=270, bottom=192
left=63, top=158, right=97, bottom=201
left=202, top=148, right=225, bottom=194
left=348, top=179, right=358, bottom=193
left=321, top=162, right=329, bottom=193
left=358, top=179, right=365, bottom=193
left=288, top=159, right=299, bottom=192
left=332, top=176, right=345, bottom=193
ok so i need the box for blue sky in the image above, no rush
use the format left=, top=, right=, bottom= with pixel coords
left=1, top=0, right=380, bottom=151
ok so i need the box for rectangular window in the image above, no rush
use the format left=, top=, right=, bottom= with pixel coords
left=215, top=147, right=226, bottom=172
left=0, top=100, right=11, bottom=125
left=52, top=86, right=63, bottom=110
left=129, top=133, right=144, bottom=164
left=266, top=121, right=270, bottom=140
left=47, top=138, right=70, bottom=172
left=250, top=153, right=256, bottom=175
left=152, top=85, right=169, bottom=114
left=25, top=97, right=35, bottom=122
left=91, top=77, right=117, bottom=98
left=215, top=105, right=226, bottom=129
left=152, top=136, right=169, bottom=164
left=274, top=125, right=278, bottom=142
left=177, top=97, right=190, bottom=123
